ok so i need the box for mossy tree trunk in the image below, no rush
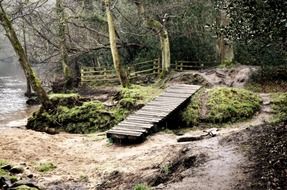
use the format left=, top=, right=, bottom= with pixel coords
left=216, top=9, right=234, bottom=65
left=104, top=0, right=129, bottom=87
left=0, top=3, right=51, bottom=109
left=135, top=1, right=171, bottom=76
left=56, top=0, right=72, bottom=85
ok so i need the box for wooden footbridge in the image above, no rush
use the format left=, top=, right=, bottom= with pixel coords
left=107, top=84, right=201, bottom=143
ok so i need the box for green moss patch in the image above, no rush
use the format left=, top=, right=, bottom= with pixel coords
left=118, top=85, right=162, bottom=108
left=27, top=100, right=118, bottom=133
left=27, top=85, right=161, bottom=134
left=182, top=87, right=261, bottom=126
left=271, top=93, right=287, bottom=123
left=35, top=162, right=56, bottom=173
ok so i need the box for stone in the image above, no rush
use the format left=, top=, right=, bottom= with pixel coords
left=9, top=166, right=24, bottom=174
left=1, top=164, right=12, bottom=171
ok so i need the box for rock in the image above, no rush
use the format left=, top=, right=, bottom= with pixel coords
left=26, top=97, right=40, bottom=105
left=1, top=164, right=12, bottom=171
left=0, top=176, right=12, bottom=188
left=9, top=166, right=24, bottom=174
left=27, top=174, right=33, bottom=179
left=11, top=180, right=40, bottom=189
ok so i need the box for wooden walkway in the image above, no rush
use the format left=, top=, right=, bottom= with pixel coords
left=106, top=84, right=201, bottom=143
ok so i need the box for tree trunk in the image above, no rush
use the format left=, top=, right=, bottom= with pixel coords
left=22, top=20, right=32, bottom=97
left=135, top=1, right=171, bottom=76
left=56, top=0, right=72, bottom=84
left=0, top=4, right=51, bottom=109
left=104, top=0, right=129, bottom=87
left=216, top=9, right=234, bottom=65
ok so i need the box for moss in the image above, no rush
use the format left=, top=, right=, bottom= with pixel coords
left=15, top=185, right=38, bottom=190
left=0, top=160, right=18, bottom=182
left=118, top=85, right=162, bottom=108
left=49, top=93, right=82, bottom=107
left=182, top=89, right=203, bottom=126
left=27, top=85, right=161, bottom=134
left=271, top=93, right=287, bottom=123
left=182, top=87, right=261, bottom=126
left=35, top=162, right=56, bottom=173
left=133, top=184, right=151, bottom=190
left=0, top=159, right=8, bottom=166
left=27, top=100, right=117, bottom=134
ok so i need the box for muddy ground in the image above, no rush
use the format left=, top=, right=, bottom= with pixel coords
left=1, top=92, right=286, bottom=190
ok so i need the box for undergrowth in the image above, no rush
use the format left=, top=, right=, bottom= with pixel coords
left=182, top=87, right=261, bottom=126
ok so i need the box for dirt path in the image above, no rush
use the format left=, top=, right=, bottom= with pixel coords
left=155, top=93, right=273, bottom=190
left=0, top=94, right=273, bottom=189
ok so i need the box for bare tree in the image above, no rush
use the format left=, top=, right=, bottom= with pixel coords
left=0, top=2, right=51, bottom=109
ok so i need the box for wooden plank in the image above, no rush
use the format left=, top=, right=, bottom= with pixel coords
left=141, top=107, right=174, bottom=113
left=128, top=114, right=163, bottom=120
left=112, top=127, right=147, bottom=133
left=152, top=97, right=186, bottom=101
left=145, top=103, right=180, bottom=108
left=134, top=111, right=167, bottom=117
left=132, top=59, right=156, bottom=66
left=107, top=130, right=143, bottom=137
left=126, top=116, right=162, bottom=123
left=118, top=122, right=154, bottom=129
left=133, top=68, right=154, bottom=75
left=160, top=93, right=191, bottom=98
left=141, top=106, right=173, bottom=111
left=168, top=86, right=201, bottom=91
left=165, top=89, right=196, bottom=94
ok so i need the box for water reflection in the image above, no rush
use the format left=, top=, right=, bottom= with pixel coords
left=0, top=76, right=37, bottom=127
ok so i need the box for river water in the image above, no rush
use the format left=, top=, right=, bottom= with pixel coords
left=0, top=75, right=37, bottom=128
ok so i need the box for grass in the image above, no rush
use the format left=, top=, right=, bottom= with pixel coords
left=133, top=183, right=151, bottom=190
left=182, top=87, right=261, bottom=126
left=35, top=162, right=57, bottom=173
left=271, top=93, right=287, bottom=123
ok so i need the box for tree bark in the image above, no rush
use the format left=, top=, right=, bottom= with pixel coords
left=104, top=0, right=129, bottom=87
left=135, top=1, right=171, bottom=76
left=216, top=9, right=234, bottom=65
left=22, top=19, right=32, bottom=97
left=0, top=3, right=51, bottom=109
left=56, top=0, right=72, bottom=84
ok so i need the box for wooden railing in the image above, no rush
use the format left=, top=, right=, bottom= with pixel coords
left=128, top=59, right=160, bottom=79
left=80, top=58, right=160, bottom=84
left=172, top=61, right=214, bottom=71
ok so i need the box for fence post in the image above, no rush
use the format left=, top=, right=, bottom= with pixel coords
left=175, top=61, right=178, bottom=71
left=157, top=58, right=161, bottom=75
left=80, top=67, right=83, bottom=85
left=104, top=68, right=107, bottom=79
left=180, top=61, right=183, bottom=71
left=153, top=59, right=158, bottom=76
left=127, top=66, right=131, bottom=79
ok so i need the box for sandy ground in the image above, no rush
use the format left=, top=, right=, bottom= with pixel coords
left=0, top=93, right=272, bottom=190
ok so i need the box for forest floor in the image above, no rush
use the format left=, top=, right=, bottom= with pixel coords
left=0, top=92, right=278, bottom=190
